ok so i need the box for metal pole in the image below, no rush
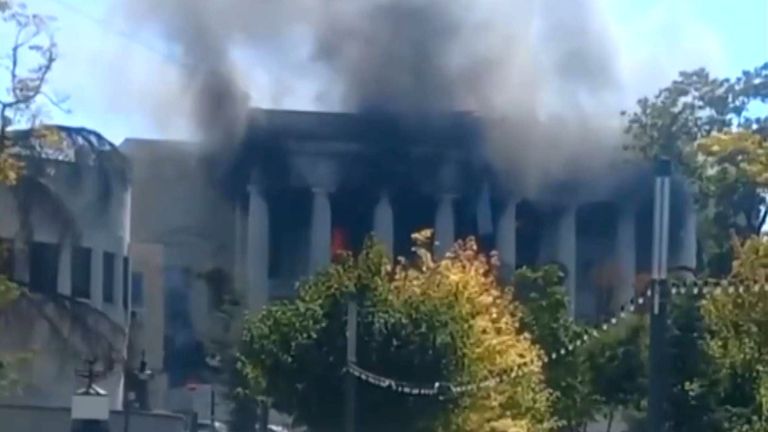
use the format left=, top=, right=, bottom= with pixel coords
left=345, top=297, right=358, bottom=432
left=649, top=158, right=671, bottom=432
left=122, top=394, right=131, bottom=432
left=210, top=388, right=215, bottom=428
left=258, top=398, right=269, bottom=432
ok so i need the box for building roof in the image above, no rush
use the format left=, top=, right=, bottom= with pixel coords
left=8, top=125, right=122, bottom=163
left=248, top=108, right=484, bottom=151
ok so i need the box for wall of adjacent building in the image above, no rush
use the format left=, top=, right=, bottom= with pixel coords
left=128, top=242, right=168, bottom=410
left=0, top=157, right=132, bottom=409
left=0, top=404, right=185, bottom=432
left=121, top=139, right=235, bottom=396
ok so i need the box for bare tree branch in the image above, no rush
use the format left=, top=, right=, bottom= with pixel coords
left=40, top=91, right=70, bottom=114
left=1, top=17, right=54, bottom=109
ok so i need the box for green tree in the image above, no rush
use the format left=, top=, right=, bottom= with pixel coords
left=699, top=235, right=768, bottom=431
left=513, top=266, right=598, bottom=431
left=514, top=266, right=648, bottom=432
left=623, top=62, right=768, bottom=276
left=233, top=234, right=555, bottom=432
left=623, top=62, right=768, bottom=431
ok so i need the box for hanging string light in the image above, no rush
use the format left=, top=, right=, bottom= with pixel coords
left=346, top=277, right=768, bottom=397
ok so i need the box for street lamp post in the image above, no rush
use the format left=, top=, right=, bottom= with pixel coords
left=648, top=158, right=672, bottom=431
left=345, top=295, right=358, bottom=432
left=71, top=359, right=110, bottom=432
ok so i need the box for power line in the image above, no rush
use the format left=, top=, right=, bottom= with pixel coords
left=40, top=0, right=184, bottom=68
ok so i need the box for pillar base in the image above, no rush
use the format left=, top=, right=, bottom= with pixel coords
left=71, top=420, right=110, bottom=432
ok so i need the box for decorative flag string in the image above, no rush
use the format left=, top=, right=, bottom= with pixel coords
left=346, top=278, right=768, bottom=395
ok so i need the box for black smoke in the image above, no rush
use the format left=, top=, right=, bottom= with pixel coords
left=123, top=0, right=629, bottom=198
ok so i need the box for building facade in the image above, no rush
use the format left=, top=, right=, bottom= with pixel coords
left=0, top=126, right=132, bottom=408
left=123, top=109, right=698, bottom=410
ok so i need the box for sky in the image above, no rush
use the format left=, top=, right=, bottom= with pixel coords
left=8, top=0, right=768, bottom=144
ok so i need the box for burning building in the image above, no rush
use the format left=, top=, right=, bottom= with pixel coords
left=122, top=108, right=697, bottom=411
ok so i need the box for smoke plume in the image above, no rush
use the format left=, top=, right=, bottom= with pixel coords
left=123, top=0, right=630, bottom=197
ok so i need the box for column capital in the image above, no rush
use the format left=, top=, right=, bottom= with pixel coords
left=559, top=204, right=578, bottom=216
left=501, top=195, right=519, bottom=206
left=247, top=183, right=266, bottom=194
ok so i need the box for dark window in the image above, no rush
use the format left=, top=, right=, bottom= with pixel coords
left=71, top=247, right=91, bottom=299
left=29, top=242, right=59, bottom=295
left=131, top=271, right=144, bottom=308
left=123, top=257, right=130, bottom=310
left=269, top=189, right=311, bottom=278
left=103, top=252, right=115, bottom=304
left=0, top=239, right=14, bottom=279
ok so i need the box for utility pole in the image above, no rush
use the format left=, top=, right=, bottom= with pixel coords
left=345, top=296, right=358, bottom=432
left=648, top=158, right=671, bottom=432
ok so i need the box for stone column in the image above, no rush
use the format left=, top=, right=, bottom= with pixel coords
left=496, top=197, right=517, bottom=275
left=373, top=192, right=394, bottom=256
left=309, top=187, right=332, bottom=273
left=57, top=241, right=72, bottom=296
left=555, top=206, right=577, bottom=317
left=434, top=194, right=456, bottom=257
left=246, top=185, right=270, bottom=311
left=614, top=205, right=636, bottom=309
left=90, top=246, right=104, bottom=308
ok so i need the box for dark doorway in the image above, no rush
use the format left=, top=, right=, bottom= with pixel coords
left=331, top=189, right=375, bottom=257
left=268, top=188, right=311, bottom=279
left=514, top=200, right=544, bottom=269
left=577, top=202, right=618, bottom=322
left=392, top=191, right=436, bottom=259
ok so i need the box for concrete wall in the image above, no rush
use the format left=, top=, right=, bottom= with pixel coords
left=0, top=158, right=131, bottom=324
left=0, top=156, right=132, bottom=409
left=0, top=404, right=185, bottom=432
left=122, top=139, right=236, bottom=402
left=0, top=159, right=129, bottom=253
left=121, top=140, right=234, bottom=342
left=0, top=294, right=127, bottom=408
left=128, top=242, right=168, bottom=410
